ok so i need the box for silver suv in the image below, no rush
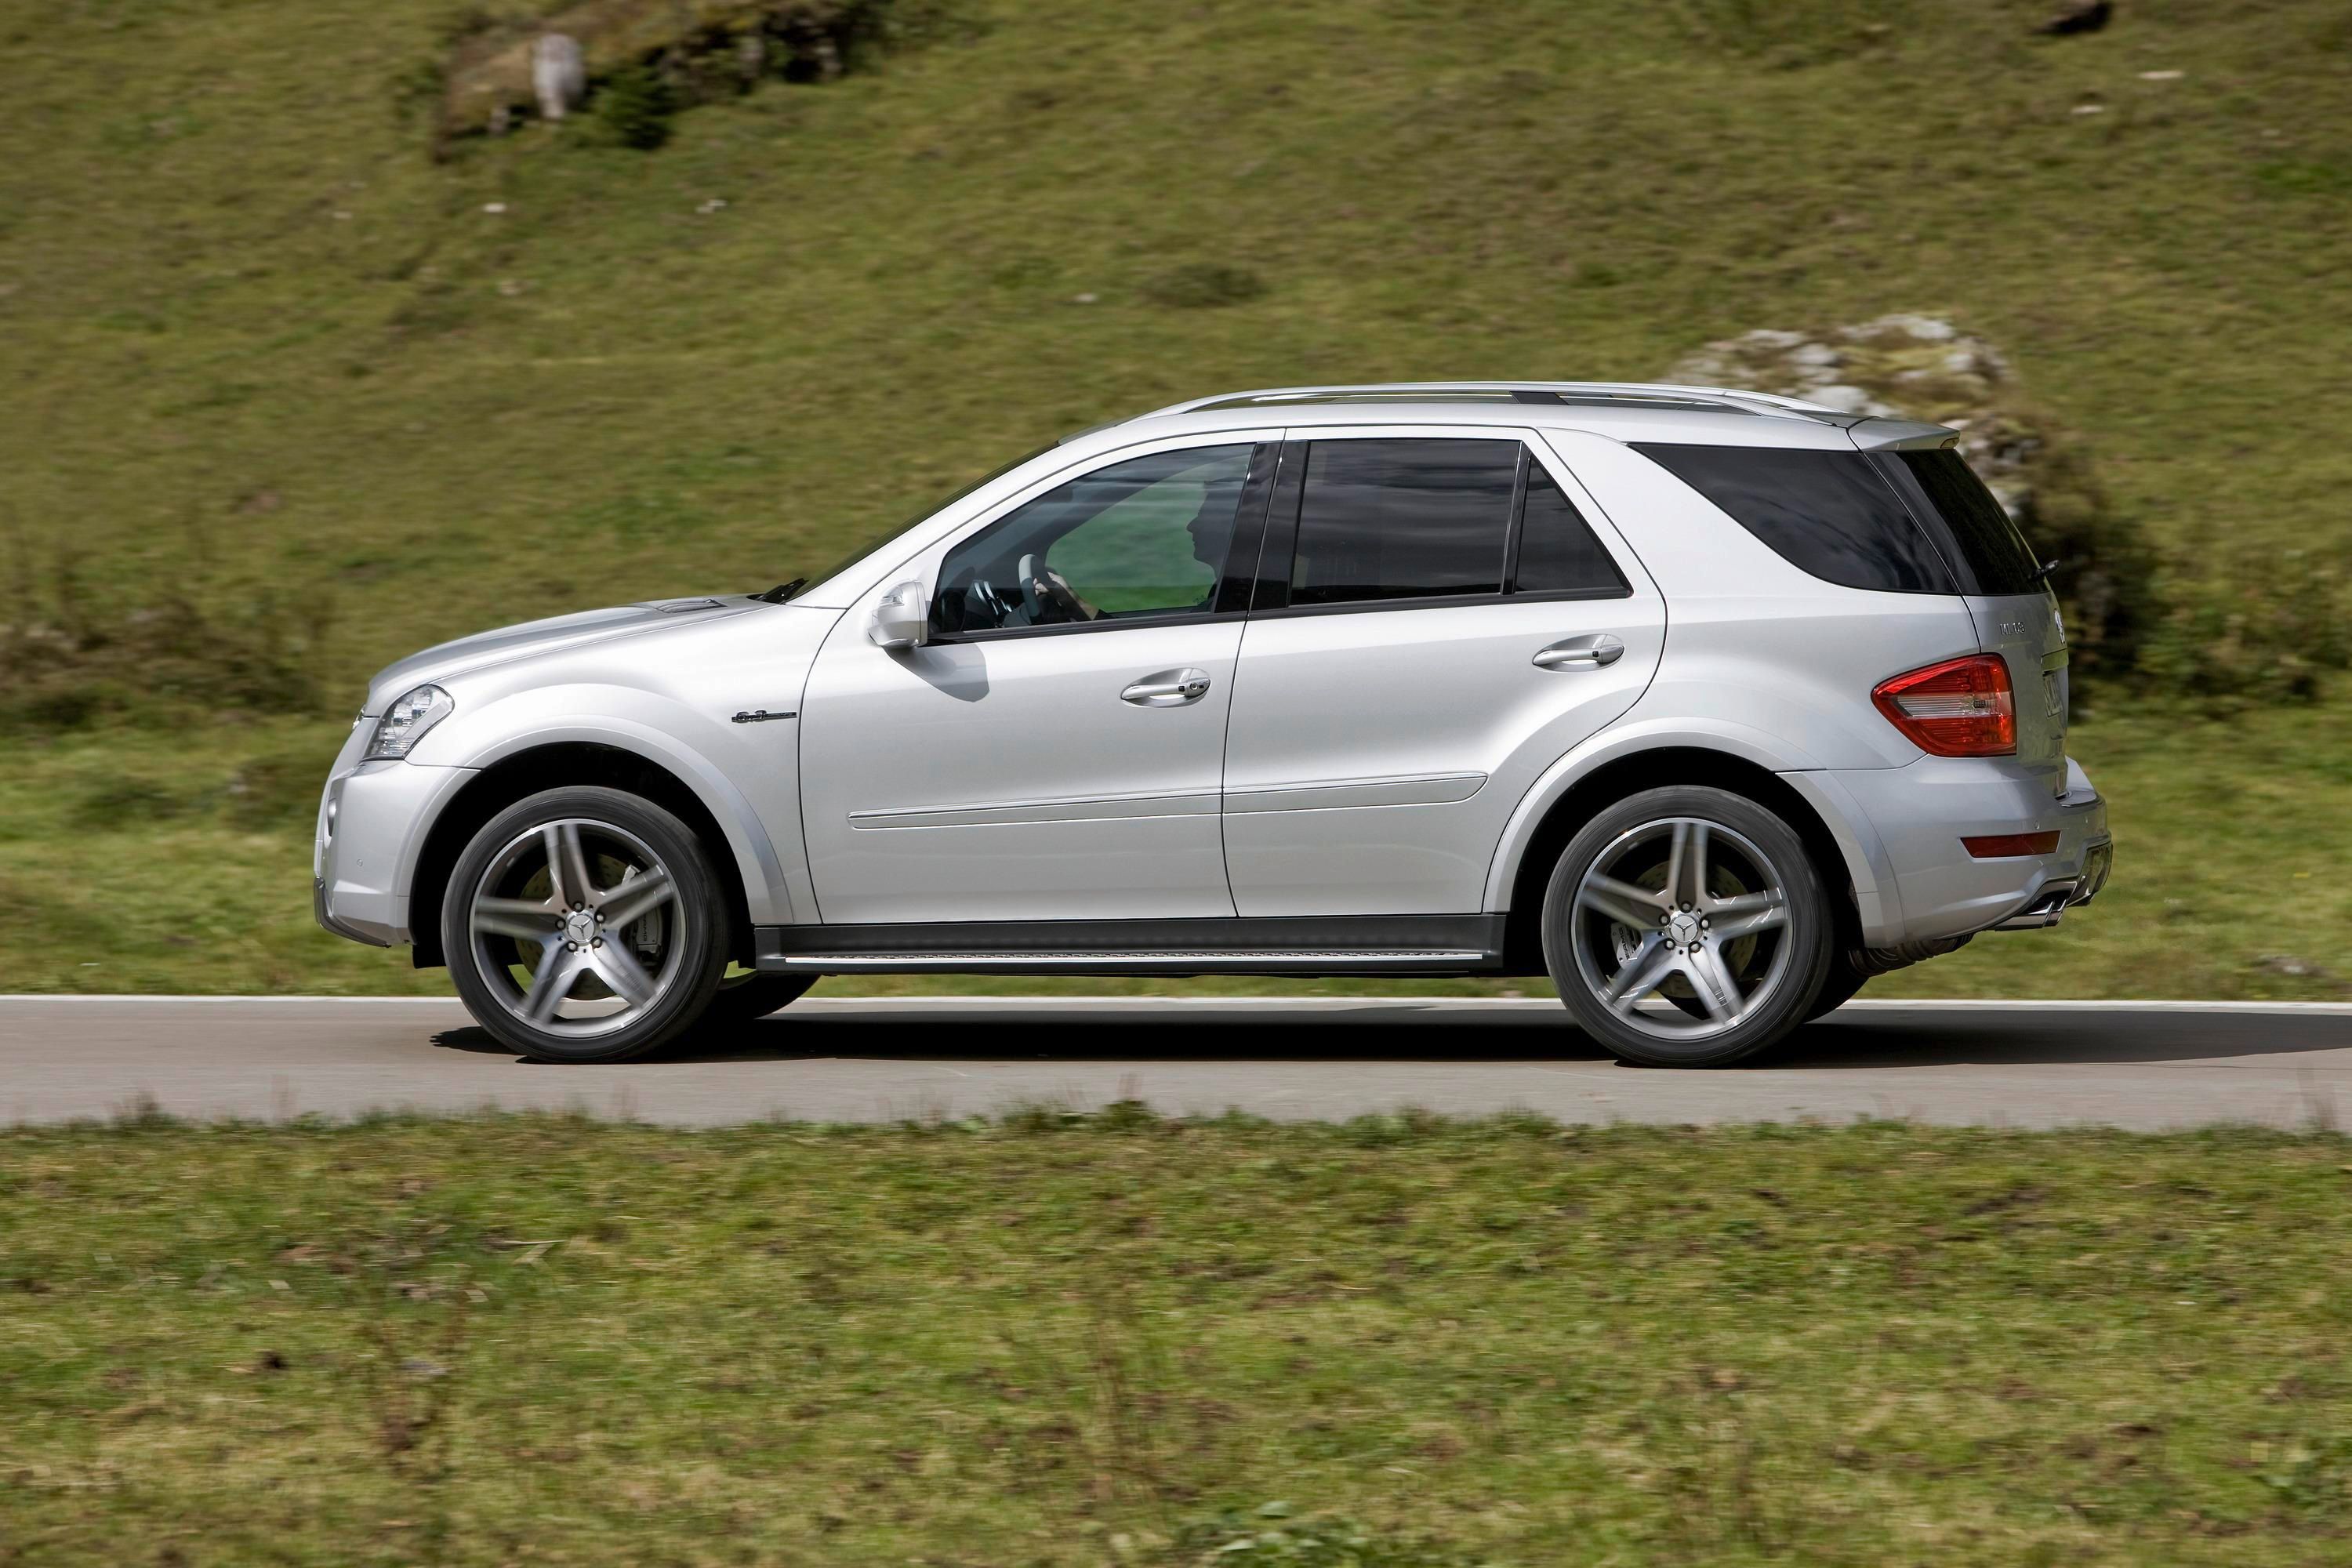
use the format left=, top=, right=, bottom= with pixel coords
left=317, top=383, right=2111, bottom=1066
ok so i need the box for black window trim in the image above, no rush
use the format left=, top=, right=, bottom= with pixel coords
left=925, top=439, right=1278, bottom=645
left=1250, top=434, right=1635, bottom=616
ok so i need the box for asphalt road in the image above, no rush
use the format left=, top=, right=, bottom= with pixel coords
left=4, top=996, right=2349, bottom=1131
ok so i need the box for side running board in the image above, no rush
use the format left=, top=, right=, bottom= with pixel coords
left=754, top=915, right=1507, bottom=976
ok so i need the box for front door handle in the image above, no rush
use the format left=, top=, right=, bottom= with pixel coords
left=1533, top=633, right=1625, bottom=670
left=1121, top=667, right=1213, bottom=707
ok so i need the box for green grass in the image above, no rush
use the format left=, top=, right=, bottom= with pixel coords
left=4, top=698, right=2345, bottom=998
left=4, top=0, right=2350, bottom=997
left=9, top=0, right=2352, bottom=690
left=7, top=1113, right=2352, bottom=1563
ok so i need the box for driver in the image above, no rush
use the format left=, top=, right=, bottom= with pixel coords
left=1030, top=492, right=1233, bottom=624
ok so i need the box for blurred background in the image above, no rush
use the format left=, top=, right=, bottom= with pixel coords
left=3, top=0, right=2346, bottom=998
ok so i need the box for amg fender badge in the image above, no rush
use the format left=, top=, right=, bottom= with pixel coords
left=730, top=709, right=797, bottom=724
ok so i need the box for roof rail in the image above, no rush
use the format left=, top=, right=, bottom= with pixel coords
left=1135, top=381, right=1850, bottom=421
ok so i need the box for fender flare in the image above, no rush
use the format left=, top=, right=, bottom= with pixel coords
left=424, top=717, right=794, bottom=926
left=1480, top=718, right=1904, bottom=946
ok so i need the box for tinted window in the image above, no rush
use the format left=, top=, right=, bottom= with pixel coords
left=1290, top=438, right=1517, bottom=606
left=1634, top=444, right=1957, bottom=594
left=933, top=445, right=1256, bottom=635
left=1513, top=461, right=1628, bottom=595
left=1876, top=448, right=2043, bottom=595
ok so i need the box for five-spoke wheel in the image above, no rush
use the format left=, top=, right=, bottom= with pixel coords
left=1544, top=786, right=1835, bottom=1066
left=445, top=786, right=734, bottom=1062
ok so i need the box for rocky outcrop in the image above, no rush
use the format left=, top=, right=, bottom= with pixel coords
left=437, top=0, right=887, bottom=140
left=1667, top=314, right=2155, bottom=680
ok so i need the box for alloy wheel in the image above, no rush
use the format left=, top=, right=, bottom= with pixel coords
left=466, top=818, right=688, bottom=1037
left=1567, top=816, right=1794, bottom=1041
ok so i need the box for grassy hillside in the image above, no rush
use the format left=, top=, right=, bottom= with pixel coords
left=4, top=0, right=2350, bottom=996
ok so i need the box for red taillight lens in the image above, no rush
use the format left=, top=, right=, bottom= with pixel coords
left=1962, top=831, right=2060, bottom=858
left=1872, top=654, right=2016, bottom=757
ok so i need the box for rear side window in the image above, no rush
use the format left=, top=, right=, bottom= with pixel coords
left=1875, top=448, right=2043, bottom=596
left=1289, top=438, right=1518, bottom=605
left=1513, top=461, right=1628, bottom=595
left=1633, top=444, right=1958, bottom=595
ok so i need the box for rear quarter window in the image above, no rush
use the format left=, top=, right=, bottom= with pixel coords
left=1632, top=444, right=1958, bottom=595
left=1873, top=448, right=2044, bottom=596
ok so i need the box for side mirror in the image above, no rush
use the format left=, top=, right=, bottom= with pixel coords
left=867, top=579, right=931, bottom=650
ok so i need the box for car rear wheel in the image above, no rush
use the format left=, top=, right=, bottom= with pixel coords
left=1542, top=786, right=1835, bottom=1068
left=443, top=786, right=731, bottom=1063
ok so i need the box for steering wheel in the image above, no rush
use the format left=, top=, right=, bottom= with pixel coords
left=1018, top=552, right=1045, bottom=621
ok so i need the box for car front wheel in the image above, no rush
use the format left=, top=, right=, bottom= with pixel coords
left=443, top=786, right=731, bottom=1062
left=1541, top=786, right=1835, bottom=1068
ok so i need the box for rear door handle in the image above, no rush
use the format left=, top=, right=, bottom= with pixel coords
left=1533, top=633, right=1625, bottom=670
left=1121, top=667, right=1213, bottom=707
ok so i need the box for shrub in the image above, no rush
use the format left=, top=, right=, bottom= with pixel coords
left=2138, top=547, right=2350, bottom=710
left=2, top=551, right=336, bottom=735
left=594, top=64, right=674, bottom=151
left=1143, top=263, right=1267, bottom=310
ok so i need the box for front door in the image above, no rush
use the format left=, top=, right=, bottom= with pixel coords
left=799, top=438, right=1272, bottom=924
left=1221, top=430, right=1665, bottom=915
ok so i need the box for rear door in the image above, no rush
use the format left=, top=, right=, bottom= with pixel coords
left=1220, top=428, right=1665, bottom=916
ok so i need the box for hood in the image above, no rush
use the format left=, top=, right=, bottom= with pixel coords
left=362, top=597, right=750, bottom=713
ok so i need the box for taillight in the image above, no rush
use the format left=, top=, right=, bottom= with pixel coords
left=1872, top=654, right=2016, bottom=757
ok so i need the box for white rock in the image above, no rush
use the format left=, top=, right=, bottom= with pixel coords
left=1808, top=384, right=1893, bottom=416
left=1859, top=313, right=1956, bottom=343
left=532, top=34, right=586, bottom=122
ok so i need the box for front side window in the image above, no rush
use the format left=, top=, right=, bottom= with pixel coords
left=933, top=445, right=1259, bottom=636
left=1289, top=438, right=1519, bottom=606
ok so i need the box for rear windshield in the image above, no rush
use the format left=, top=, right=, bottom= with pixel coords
left=1871, top=449, right=2044, bottom=596
left=1632, top=444, right=1958, bottom=595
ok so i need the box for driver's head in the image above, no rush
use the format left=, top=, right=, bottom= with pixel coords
left=1185, top=492, right=1236, bottom=572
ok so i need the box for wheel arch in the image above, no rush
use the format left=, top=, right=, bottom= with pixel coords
left=1490, top=735, right=1886, bottom=974
left=408, top=738, right=777, bottom=969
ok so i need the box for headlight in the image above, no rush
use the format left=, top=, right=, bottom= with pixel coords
left=365, top=684, right=455, bottom=760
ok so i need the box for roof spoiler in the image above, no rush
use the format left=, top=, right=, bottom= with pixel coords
left=1849, top=417, right=1960, bottom=452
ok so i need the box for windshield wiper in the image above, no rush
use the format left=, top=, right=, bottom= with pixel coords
left=752, top=579, right=806, bottom=604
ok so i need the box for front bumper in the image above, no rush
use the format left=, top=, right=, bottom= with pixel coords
left=1821, top=754, right=2111, bottom=944
left=313, top=755, right=474, bottom=948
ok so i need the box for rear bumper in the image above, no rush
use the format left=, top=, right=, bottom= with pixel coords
left=1817, top=755, right=2111, bottom=943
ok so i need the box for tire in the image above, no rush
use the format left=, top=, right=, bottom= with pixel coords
left=1805, top=956, right=1870, bottom=1022
left=1541, top=785, right=1836, bottom=1068
left=696, top=971, right=816, bottom=1034
left=442, top=786, right=731, bottom=1062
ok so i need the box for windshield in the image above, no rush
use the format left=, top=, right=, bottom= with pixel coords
left=777, top=443, right=1055, bottom=601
